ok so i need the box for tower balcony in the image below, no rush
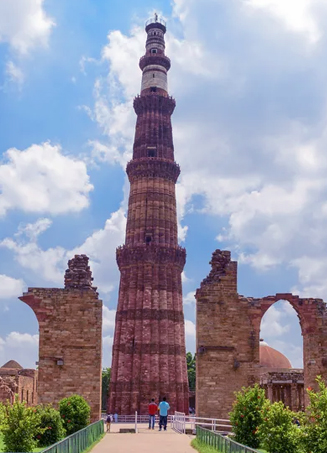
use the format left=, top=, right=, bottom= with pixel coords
left=145, top=17, right=166, bottom=33
left=116, top=244, right=186, bottom=271
left=139, top=54, right=171, bottom=71
left=126, top=157, right=180, bottom=183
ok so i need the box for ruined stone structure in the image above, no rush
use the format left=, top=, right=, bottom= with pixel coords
left=261, top=369, right=304, bottom=412
left=19, top=255, right=102, bottom=422
left=109, top=16, right=189, bottom=415
left=0, top=360, right=37, bottom=406
left=196, top=249, right=327, bottom=419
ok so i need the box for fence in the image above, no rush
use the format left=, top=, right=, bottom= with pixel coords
left=42, top=420, right=104, bottom=453
left=173, top=412, right=186, bottom=434
left=172, top=412, right=232, bottom=434
left=196, top=426, right=260, bottom=453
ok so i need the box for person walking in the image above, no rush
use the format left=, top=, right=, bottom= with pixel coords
left=158, top=397, right=170, bottom=431
left=105, top=413, right=112, bottom=433
left=148, top=398, right=158, bottom=429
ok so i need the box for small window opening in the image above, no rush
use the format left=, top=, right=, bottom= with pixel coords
left=150, top=86, right=157, bottom=92
left=151, top=48, right=157, bottom=54
left=153, top=73, right=155, bottom=78
left=148, top=148, right=156, bottom=157
left=146, top=235, right=152, bottom=244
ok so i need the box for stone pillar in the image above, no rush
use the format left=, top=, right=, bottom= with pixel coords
left=19, top=255, right=102, bottom=422
left=196, top=250, right=260, bottom=419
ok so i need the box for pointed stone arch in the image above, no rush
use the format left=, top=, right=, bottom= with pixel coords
left=196, top=249, right=327, bottom=419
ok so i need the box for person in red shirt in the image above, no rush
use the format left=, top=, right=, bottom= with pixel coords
left=148, top=398, right=158, bottom=429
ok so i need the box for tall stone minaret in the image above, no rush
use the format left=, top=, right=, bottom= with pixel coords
left=109, top=15, right=189, bottom=415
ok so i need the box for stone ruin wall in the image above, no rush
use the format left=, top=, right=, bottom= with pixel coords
left=19, top=255, right=102, bottom=422
left=196, top=249, right=327, bottom=419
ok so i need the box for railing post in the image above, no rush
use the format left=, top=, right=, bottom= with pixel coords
left=135, top=411, right=138, bottom=433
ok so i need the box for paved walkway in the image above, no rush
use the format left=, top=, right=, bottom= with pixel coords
left=92, top=423, right=195, bottom=453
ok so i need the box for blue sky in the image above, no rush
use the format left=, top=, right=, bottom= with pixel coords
left=2, top=0, right=327, bottom=370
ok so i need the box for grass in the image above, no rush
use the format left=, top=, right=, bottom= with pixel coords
left=191, top=438, right=220, bottom=453
left=80, top=432, right=105, bottom=453
left=191, top=437, right=269, bottom=453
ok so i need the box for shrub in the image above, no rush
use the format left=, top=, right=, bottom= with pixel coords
left=59, top=395, right=90, bottom=435
left=36, top=404, right=66, bottom=447
left=2, top=399, right=42, bottom=452
left=302, top=376, right=327, bottom=453
left=258, top=400, right=303, bottom=453
left=229, top=383, right=266, bottom=448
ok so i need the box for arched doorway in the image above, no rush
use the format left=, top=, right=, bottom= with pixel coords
left=0, top=301, right=38, bottom=406
left=196, top=249, right=327, bottom=419
left=260, top=300, right=304, bottom=411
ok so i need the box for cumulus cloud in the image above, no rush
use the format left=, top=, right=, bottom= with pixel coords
left=0, top=332, right=39, bottom=369
left=0, top=275, right=25, bottom=299
left=245, top=0, right=321, bottom=43
left=0, top=142, right=93, bottom=217
left=85, top=0, right=327, bottom=300
left=0, top=0, right=55, bottom=54
left=1, top=209, right=126, bottom=294
left=261, top=305, right=290, bottom=337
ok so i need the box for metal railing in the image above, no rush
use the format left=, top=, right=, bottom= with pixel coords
left=172, top=412, right=232, bottom=434
left=196, top=426, right=260, bottom=453
left=42, top=420, right=104, bottom=453
left=173, top=412, right=186, bottom=434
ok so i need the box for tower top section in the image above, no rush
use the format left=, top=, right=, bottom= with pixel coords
left=139, top=13, right=170, bottom=96
left=145, top=14, right=166, bottom=33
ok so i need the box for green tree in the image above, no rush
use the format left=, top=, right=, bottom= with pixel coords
left=258, top=400, right=303, bottom=453
left=229, top=384, right=266, bottom=448
left=36, top=404, right=66, bottom=447
left=186, top=352, right=195, bottom=390
left=59, top=395, right=90, bottom=435
left=2, top=398, right=42, bottom=452
left=102, top=367, right=111, bottom=411
left=302, top=376, right=327, bottom=453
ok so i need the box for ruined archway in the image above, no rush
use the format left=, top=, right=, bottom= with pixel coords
left=195, top=250, right=327, bottom=419
left=0, top=302, right=39, bottom=407
left=19, top=255, right=103, bottom=422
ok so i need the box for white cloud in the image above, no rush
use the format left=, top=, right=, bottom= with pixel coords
left=5, top=61, right=24, bottom=87
left=0, top=142, right=93, bottom=217
left=103, top=306, right=116, bottom=332
left=0, top=275, right=25, bottom=299
left=183, top=291, right=195, bottom=305
left=0, top=0, right=55, bottom=54
left=16, top=218, right=52, bottom=241
left=1, top=208, right=126, bottom=294
left=102, top=335, right=113, bottom=368
left=0, top=332, right=39, bottom=369
left=184, top=319, right=196, bottom=354
left=261, top=305, right=290, bottom=337
left=245, top=0, right=321, bottom=43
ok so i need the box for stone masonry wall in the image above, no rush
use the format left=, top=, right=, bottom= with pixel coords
left=196, top=249, right=327, bottom=419
left=19, top=255, right=102, bottom=422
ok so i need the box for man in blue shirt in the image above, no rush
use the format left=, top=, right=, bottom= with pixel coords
left=158, top=397, right=170, bottom=431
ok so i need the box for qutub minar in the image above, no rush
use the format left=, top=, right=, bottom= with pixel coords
left=109, top=15, right=189, bottom=414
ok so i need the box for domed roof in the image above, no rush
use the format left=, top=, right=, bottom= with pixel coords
left=1, top=360, right=23, bottom=370
left=260, top=342, right=292, bottom=369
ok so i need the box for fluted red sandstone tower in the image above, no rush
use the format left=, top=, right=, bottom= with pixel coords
left=109, top=16, right=189, bottom=414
